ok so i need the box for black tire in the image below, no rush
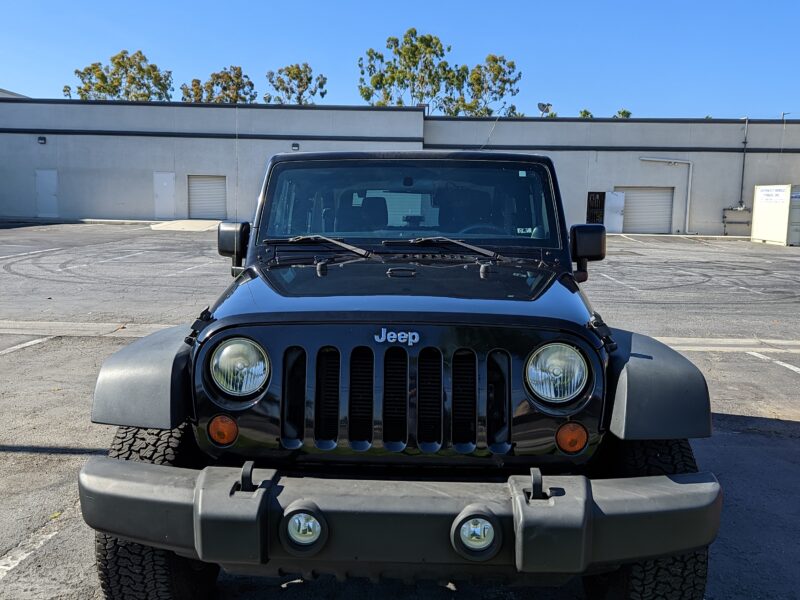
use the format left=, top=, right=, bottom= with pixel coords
left=95, top=424, right=220, bottom=600
left=582, top=439, right=709, bottom=600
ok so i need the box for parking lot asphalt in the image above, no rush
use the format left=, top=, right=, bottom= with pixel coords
left=0, top=223, right=798, bottom=599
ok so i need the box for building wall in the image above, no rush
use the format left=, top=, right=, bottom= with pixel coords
left=2, top=99, right=800, bottom=234
left=0, top=101, right=424, bottom=221
left=424, top=118, right=800, bottom=233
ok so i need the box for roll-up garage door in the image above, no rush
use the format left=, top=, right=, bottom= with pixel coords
left=615, top=187, right=674, bottom=234
left=188, top=175, right=227, bottom=219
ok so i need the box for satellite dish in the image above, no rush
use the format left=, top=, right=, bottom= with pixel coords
left=537, top=102, right=552, bottom=114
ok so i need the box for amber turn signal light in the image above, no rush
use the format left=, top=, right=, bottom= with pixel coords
left=208, top=414, right=238, bottom=446
left=556, top=422, right=588, bottom=454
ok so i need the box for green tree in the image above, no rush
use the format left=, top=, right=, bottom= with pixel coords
left=546, top=111, right=559, bottom=118
left=264, top=63, right=327, bottom=104
left=579, top=109, right=593, bottom=118
left=613, top=108, right=632, bottom=119
left=180, top=66, right=257, bottom=104
left=441, top=54, right=522, bottom=117
left=63, top=50, right=173, bottom=101
left=358, top=28, right=453, bottom=110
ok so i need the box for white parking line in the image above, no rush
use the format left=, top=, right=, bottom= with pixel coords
left=0, top=247, right=62, bottom=260
left=164, top=261, right=217, bottom=276
left=620, top=234, right=647, bottom=245
left=737, top=286, right=767, bottom=295
left=98, top=251, right=147, bottom=263
left=746, top=351, right=800, bottom=375
left=0, top=337, right=53, bottom=356
left=57, top=251, right=147, bottom=271
left=599, top=272, right=641, bottom=292
left=0, top=506, right=72, bottom=581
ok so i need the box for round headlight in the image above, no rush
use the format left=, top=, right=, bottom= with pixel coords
left=526, top=343, right=588, bottom=403
left=210, top=338, right=269, bottom=396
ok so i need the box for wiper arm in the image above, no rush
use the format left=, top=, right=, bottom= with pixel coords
left=382, top=236, right=507, bottom=261
left=264, top=235, right=371, bottom=258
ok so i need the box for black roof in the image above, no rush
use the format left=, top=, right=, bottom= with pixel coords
left=269, top=150, right=555, bottom=165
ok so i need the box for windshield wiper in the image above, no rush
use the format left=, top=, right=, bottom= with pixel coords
left=381, top=237, right=508, bottom=261
left=264, top=235, right=371, bottom=258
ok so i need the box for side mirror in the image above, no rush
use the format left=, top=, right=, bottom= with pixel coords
left=218, top=222, right=250, bottom=276
left=570, top=224, right=606, bottom=283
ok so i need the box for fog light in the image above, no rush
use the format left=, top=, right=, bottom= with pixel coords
left=287, top=512, right=322, bottom=546
left=208, top=414, right=238, bottom=446
left=459, top=517, right=495, bottom=551
left=451, top=506, right=502, bottom=561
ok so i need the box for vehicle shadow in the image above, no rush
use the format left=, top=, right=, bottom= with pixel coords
left=0, top=444, right=107, bottom=455
left=692, top=412, right=799, bottom=600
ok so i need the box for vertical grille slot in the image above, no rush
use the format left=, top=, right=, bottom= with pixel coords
left=417, top=348, right=443, bottom=445
left=349, top=346, right=374, bottom=443
left=314, top=347, right=340, bottom=442
left=452, top=349, right=477, bottom=445
left=487, top=350, right=511, bottom=448
left=382, top=347, right=408, bottom=444
left=281, top=347, right=306, bottom=443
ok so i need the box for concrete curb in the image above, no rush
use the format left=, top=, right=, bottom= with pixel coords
left=0, top=217, right=162, bottom=226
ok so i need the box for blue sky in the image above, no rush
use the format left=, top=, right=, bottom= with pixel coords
left=2, top=0, right=798, bottom=118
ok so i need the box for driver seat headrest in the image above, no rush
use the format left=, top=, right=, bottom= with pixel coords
left=362, top=196, right=388, bottom=230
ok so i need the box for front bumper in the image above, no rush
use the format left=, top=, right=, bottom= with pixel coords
left=79, top=457, right=721, bottom=581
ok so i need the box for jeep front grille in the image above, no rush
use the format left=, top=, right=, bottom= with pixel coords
left=279, top=345, right=512, bottom=454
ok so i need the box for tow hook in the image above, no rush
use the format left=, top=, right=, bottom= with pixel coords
left=529, top=468, right=547, bottom=500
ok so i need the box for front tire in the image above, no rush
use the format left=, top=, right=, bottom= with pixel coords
left=95, top=424, right=219, bottom=600
left=583, top=439, right=709, bottom=600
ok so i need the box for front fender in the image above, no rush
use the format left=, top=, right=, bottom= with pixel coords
left=607, top=329, right=711, bottom=440
left=91, top=326, right=192, bottom=429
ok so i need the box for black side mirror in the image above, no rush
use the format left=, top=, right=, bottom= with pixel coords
left=218, top=222, right=250, bottom=276
left=570, top=224, right=606, bottom=283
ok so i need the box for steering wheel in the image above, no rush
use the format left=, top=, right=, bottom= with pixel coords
left=457, top=223, right=507, bottom=235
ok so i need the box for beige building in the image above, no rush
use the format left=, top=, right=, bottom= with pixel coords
left=2, top=98, right=799, bottom=235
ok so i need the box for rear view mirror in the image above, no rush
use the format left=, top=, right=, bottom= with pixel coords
left=570, top=224, right=606, bottom=283
left=218, top=222, right=250, bottom=276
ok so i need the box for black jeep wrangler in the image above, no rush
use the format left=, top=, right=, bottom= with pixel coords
left=79, top=152, right=721, bottom=599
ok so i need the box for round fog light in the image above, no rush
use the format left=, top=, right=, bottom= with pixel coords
left=459, top=517, right=495, bottom=551
left=287, top=512, right=322, bottom=546
left=451, top=508, right=502, bottom=561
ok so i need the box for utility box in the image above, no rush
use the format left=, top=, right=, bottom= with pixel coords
left=722, top=207, right=751, bottom=236
left=751, top=185, right=800, bottom=246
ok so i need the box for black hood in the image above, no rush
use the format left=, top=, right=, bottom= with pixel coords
left=209, top=258, right=593, bottom=327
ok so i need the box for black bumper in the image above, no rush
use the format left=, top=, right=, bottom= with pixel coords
left=79, top=457, right=721, bottom=581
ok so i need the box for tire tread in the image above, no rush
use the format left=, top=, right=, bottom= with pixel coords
left=95, top=424, right=218, bottom=600
left=583, top=438, right=709, bottom=600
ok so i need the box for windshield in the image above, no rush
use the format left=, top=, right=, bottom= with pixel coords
left=260, top=159, right=560, bottom=248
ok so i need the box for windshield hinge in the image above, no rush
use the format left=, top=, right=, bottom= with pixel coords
left=185, top=306, right=213, bottom=345
left=589, top=312, right=617, bottom=353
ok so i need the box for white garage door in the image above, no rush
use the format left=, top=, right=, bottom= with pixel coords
left=188, top=175, right=227, bottom=219
left=615, top=187, right=674, bottom=234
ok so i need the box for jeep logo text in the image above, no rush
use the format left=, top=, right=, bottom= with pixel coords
left=374, top=328, right=420, bottom=346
